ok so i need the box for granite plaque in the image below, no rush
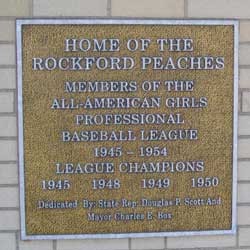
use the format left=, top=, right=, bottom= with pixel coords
left=16, top=19, right=238, bottom=239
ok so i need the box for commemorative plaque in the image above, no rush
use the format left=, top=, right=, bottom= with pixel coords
left=17, top=19, right=238, bottom=239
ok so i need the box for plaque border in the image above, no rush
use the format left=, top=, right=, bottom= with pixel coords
left=16, top=19, right=238, bottom=240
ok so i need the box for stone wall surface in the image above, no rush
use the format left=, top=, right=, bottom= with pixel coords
left=0, top=0, right=249, bottom=249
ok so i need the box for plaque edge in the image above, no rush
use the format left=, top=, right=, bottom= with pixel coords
left=16, top=18, right=239, bottom=240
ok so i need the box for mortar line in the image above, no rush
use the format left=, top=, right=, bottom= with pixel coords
left=0, top=161, right=17, bottom=164
left=0, top=207, right=19, bottom=211
left=240, top=65, right=250, bottom=69
left=239, top=135, right=250, bottom=139
left=0, top=230, right=18, bottom=233
left=0, top=137, right=17, bottom=140
left=238, top=158, right=250, bottom=161
left=0, top=89, right=16, bottom=92
left=184, top=0, right=188, bottom=18
left=238, top=88, right=242, bottom=113
left=215, top=248, right=237, bottom=250
left=107, top=0, right=112, bottom=17
left=241, top=89, right=244, bottom=112
left=131, top=249, right=163, bottom=250
left=15, top=231, right=19, bottom=250
left=14, top=87, right=17, bottom=114
left=239, top=225, right=250, bottom=228
left=53, top=240, right=57, bottom=250
left=0, top=41, right=15, bottom=45
left=239, top=88, right=250, bottom=91
left=239, top=112, right=250, bottom=116
left=0, top=184, right=18, bottom=187
left=30, top=0, right=34, bottom=17
left=238, top=137, right=250, bottom=140
left=165, top=236, right=167, bottom=250
left=0, top=65, right=16, bottom=69
left=166, top=247, right=240, bottom=250
left=238, top=202, right=250, bottom=206
left=0, top=113, right=16, bottom=117
left=238, top=180, right=250, bottom=184
left=0, top=112, right=17, bottom=116
left=240, top=41, right=250, bottom=45
left=129, top=238, right=131, bottom=250
left=0, top=17, right=17, bottom=20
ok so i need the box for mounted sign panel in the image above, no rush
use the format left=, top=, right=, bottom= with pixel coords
left=16, top=19, right=238, bottom=240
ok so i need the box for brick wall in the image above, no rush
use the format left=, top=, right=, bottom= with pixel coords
left=0, top=0, right=249, bottom=249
